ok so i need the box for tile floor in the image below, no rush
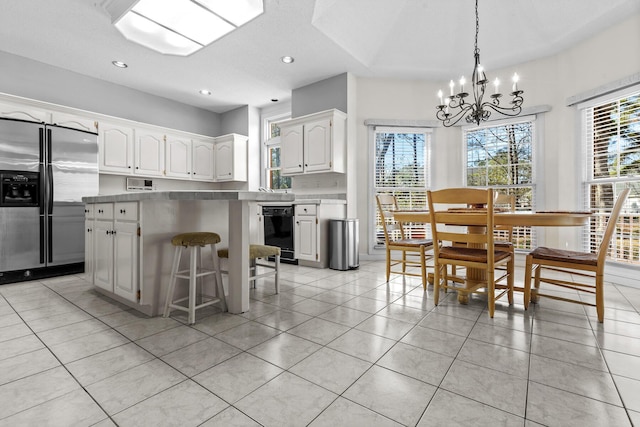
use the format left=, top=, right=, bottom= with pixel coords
left=1, top=260, right=640, bottom=426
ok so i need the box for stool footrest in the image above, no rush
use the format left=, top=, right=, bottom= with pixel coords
left=169, top=296, right=222, bottom=313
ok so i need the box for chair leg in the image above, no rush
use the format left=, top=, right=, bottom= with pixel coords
left=433, top=263, right=442, bottom=306
left=507, top=258, right=514, bottom=305
left=523, top=254, right=532, bottom=310
left=274, top=255, right=280, bottom=294
left=402, top=251, right=407, bottom=273
left=210, top=243, right=227, bottom=312
left=385, top=248, right=391, bottom=282
left=596, top=273, right=604, bottom=323
left=187, top=246, right=198, bottom=325
left=250, top=258, right=257, bottom=289
left=420, top=246, right=427, bottom=291
left=533, top=261, right=542, bottom=303
left=163, top=246, right=182, bottom=318
left=487, top=269, right=495, bottom=318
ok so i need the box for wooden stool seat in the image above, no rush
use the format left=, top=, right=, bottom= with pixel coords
left=217, top=244, right=280, bottom=294
left=163, top=232, right=226, bottom=324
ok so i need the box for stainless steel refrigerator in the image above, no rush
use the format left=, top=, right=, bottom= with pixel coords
left=0, top=117, right=98, bottom=283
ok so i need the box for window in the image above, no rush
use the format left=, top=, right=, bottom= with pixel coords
left=464, top=119, right=536, bottom=250
left=263, top=112, right=292, bottom=190
left=373, top=127, right=431, bottom=246
left=583, top=88, right=640, bottom=264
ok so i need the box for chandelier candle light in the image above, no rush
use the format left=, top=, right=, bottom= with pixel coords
left=436, top=0, right=524, bottom=127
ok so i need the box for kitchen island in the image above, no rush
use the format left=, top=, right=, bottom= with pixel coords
left=83, top=191, right=295, bottom=315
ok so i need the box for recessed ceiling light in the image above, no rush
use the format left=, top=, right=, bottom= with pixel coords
left=281, top=56, right=294, bottom=64
left=112, top=60, right=128, bottom=68
left=199, top=89, right=212, bottom=95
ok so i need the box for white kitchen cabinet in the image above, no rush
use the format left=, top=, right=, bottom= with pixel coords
left=294, top=202, right=346, bottom=268
left=89, top=202, right=139, bottom=303
left=295, top=204, right=318, bottom=262
left=215, top=134, right=247, bottom=182
left=0, top=100, right=50, bottom=123
left=165, top=134, right=192, bottom=178
left=135, top=129, right=164, bottom=177
left=99, top=122, right=134, bottom=174
left=192, top=139, right=215, bottom=181
left=278, top=109, right=346, bottom=176
left=51, top=112, right=98, bottom=133
left=281, top=124, right=304, bottom=174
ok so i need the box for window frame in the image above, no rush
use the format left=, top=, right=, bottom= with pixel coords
left=580, top=84, right=640, bottom=265
left=261, top=110, right=291, bottom=191
left=462, top=116, right=538, bottom=251
left=370, top=126, right=432, bottom=251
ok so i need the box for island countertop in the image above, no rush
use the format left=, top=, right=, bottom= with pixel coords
left=83, top=190, right=296, bottom=204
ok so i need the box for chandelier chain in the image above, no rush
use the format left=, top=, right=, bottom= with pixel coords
left=474, top=0, right=479, bottom=56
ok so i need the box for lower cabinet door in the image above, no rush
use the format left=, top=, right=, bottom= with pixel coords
left=295, top=216, right=317, bottom=261
left=113, top=221, right=139, bottom=302
left=93, top=220, right=113, bottom=291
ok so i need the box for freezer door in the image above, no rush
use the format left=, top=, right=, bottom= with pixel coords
left=0, top=207, right=43, bottom=271
left=0, top=119, right=41, bottom=172
left=47, top=125, right=98, bottom=203
left=47, top=203, right=85, bottom=266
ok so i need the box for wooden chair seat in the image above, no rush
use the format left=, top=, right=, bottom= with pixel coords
left=391, top=238, right=433, bottom=247
left=440, top=247, right=511, bottom=263
left=529, top=247, right=598, bottom=266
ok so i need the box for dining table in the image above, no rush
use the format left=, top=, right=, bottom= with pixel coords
left=392, top=209, right=592, bottom=303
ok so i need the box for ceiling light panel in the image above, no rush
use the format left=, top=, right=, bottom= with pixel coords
left=197, top=0, right=264, bottom=26
left=132, top=0, right=234, bottom=45
left=110, top=0, right=264, bottom=56
left=115, top=12, right=201, bottom=55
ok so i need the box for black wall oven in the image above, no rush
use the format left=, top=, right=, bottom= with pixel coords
left=262, top=205, right=296, bottom=263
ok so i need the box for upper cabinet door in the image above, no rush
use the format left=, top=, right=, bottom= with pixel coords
left=192, top=139, right=215, bottom=181
left=165, top=135, right=192, bottom=179
left=303, top=117, right=332, bottom=173
left=0, top=100, right=50, bottom=123
left=100, top=122, right=134, bottom=174
left=280, top=124, right=304, bottom=175
left=214, top=134, right=247, bottom=182
left=51, top=112, right=97, bottom=133
left=135, top=129, right=164, bottom=176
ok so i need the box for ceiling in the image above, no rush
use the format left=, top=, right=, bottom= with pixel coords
left=0, top=0, right=638, bottom=114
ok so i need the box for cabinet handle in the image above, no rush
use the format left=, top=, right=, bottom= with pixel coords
left=128, top=166, right=131, bottom=169
left=136, top=166, right=139, bottom=169
left=298, top=164, right=302, bottom=167
left=87, top=228, right=91, bottom=232
left=120, top=209, right=126, bottom=214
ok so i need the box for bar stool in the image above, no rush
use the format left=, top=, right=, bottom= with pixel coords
left=163, top=232, right=227, bottom=325
left=217, top=244, right=281, bottom=294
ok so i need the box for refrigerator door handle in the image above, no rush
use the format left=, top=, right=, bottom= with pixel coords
left=47, top=128, right=52, bottom=164
left=40, top=216, right=45, bottom=264
left=47, top=164, right=53, bottom=215
left=39, top=127, right=45, bottom=163
left=39, top=164, right=45, bottom=215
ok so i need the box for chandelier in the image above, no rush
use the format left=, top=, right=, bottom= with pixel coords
left=436, top=0, right=524, bottom=127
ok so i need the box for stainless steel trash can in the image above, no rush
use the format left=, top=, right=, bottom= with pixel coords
left=329, top=218, right=359, bottom=270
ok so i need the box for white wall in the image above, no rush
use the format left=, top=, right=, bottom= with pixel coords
left=0, top=51, right=221, bottom=136
left=353, top=13, right=640, bottom=260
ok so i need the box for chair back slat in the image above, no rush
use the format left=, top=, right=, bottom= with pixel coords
left=597, top=188, right=630, bottom=265
left=427, top=188, right=496, bottom=263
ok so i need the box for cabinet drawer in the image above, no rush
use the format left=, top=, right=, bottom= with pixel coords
left=114, top=202, right=138, bottom=221
left=95, top=203, right=114, bottom=220
left=296, top=204, right=317, bottom=216
left=84, top=204, right=95, bottom=219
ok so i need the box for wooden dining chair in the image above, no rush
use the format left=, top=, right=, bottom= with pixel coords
left=376, top=194, right=434, bottom=289
left=523, top=188, right=630, bottom=322
left=426, top=188, right=514, bottom=317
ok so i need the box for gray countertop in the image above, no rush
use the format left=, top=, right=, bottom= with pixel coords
left=83, top=190, right=296, bottom=203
